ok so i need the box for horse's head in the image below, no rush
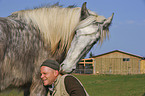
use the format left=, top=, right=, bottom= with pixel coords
left=60, top=2, right=114, bottom=74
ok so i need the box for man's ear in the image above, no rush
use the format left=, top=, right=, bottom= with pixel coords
left=54, top=70, right=59, bottom=76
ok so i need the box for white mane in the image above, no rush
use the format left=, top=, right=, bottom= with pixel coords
left=12, top=7, right=107, bottom=54
left=12, top=7, right=81, bottom=54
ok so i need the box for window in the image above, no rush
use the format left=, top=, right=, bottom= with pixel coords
left=123, top=58, right=130, bottom=61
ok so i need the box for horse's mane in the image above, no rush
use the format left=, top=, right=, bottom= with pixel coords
left=12, top=7, right=81, bottom=54
left=11, top=6, right=109, bottom=54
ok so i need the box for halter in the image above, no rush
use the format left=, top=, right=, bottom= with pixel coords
left=76, top=15, right=106, bottom=30
left=75, top=15, right=106, bottom=37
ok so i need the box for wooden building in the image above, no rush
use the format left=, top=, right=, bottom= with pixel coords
left=76, top=50, right=145, bottom=74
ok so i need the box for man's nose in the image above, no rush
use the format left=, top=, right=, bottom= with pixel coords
left=41, top=74, right=44, bottom=78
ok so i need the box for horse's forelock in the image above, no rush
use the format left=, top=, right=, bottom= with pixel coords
left=13, top=7, right=81, bottom=54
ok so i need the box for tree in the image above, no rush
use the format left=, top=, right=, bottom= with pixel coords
left=89, top=52, right=93, bottom=58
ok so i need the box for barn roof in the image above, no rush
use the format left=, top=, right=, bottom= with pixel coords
left=92, top=50, right=144, bottom=59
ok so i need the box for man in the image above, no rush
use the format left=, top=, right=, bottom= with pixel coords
left=40, top=59, right=89, bottom=96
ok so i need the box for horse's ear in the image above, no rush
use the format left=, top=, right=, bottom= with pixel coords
left=80, top=2, right=90, bottom=21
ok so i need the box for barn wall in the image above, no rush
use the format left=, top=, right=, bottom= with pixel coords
left=94, top=52, right=141, bottom=74
left=140, top=60, right=145, bottom=74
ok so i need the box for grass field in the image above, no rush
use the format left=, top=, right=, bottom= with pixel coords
left=1, top=74, right=145, bottom=96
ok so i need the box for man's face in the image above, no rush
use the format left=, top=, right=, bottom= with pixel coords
left=40, top=66, right=58, bottom=86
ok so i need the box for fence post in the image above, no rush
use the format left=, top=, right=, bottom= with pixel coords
left=93, top=58, right=96, bottom=74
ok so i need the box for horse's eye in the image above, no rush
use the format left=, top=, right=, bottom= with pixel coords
left=103, top=19, right=107, bottom=22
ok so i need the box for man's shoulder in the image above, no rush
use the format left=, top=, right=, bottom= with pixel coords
left=62, top=74, right=77, bottom=81
left=63, top=74, right=88, bottom=96
left=64, top=74, right=79, bottom=86
left=60, top=74, right=74, bottom=79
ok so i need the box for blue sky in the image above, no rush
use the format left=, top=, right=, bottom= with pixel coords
left=0, top=0, right=145, bottom=57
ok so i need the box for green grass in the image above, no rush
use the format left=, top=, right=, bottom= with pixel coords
left=0, top=89, right=23, bottom=96
left=74, top=74, right=145, bottom=96
left=1, top=74, right=145, bottom=96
